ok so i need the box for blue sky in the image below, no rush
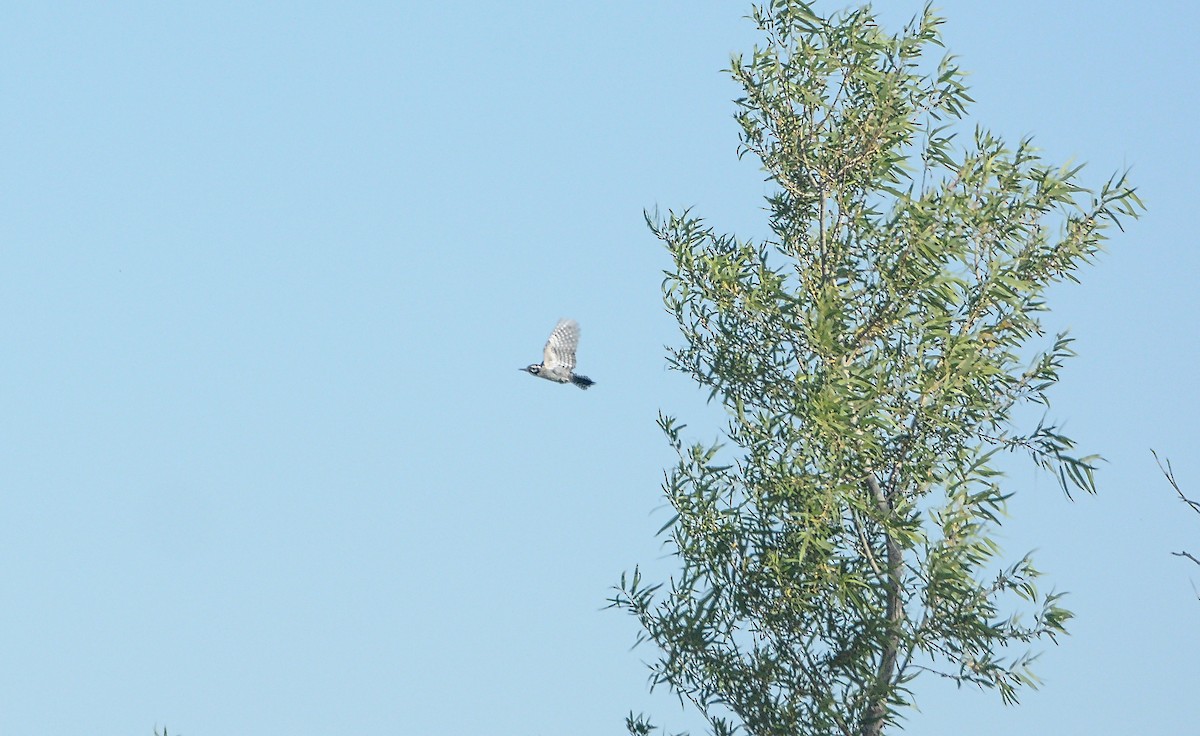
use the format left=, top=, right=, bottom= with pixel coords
left=2, top=2, right=1197, bottom=734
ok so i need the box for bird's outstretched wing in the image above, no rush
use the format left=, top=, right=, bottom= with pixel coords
left=543, top=319, right=580, bottom=372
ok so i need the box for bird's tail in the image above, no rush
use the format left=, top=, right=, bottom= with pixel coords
left=571, top=374, right=595, bottom=390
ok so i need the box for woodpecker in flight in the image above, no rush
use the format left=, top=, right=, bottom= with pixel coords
left=520, top=318, right=594, bottom=389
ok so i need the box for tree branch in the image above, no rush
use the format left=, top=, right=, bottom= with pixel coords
left=1155, top=450, right=1200, bottom=570
left=1154, top=450, right=1200, bottom=516
left=1172, top=550, right=1200, bottom=567
left=862, top=473, right=903, bottom=736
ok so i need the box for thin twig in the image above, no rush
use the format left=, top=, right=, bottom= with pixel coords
left=1153, top=450, right=1200, bottom=515
left=1171, top=550, right=1200, bottom=567
left=1154, top=450, right=1200, bottom=572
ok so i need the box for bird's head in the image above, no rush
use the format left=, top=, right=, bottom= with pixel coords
left=520, top=364, right=542, bottom=376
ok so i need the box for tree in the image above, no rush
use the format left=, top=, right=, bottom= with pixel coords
left=611, top=3, right=1143, bottom=735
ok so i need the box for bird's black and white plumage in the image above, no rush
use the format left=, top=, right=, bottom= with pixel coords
left=520, top=318, right=595, bottom=389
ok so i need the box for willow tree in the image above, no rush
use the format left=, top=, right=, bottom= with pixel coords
left=612, top=3, right=1142, bottom=735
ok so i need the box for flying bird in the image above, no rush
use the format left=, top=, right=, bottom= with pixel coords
left=520, top=318, right=595, bottom=389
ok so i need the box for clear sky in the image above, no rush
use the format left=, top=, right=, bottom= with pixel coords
left=2, top=2, right=1197, bottom=734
